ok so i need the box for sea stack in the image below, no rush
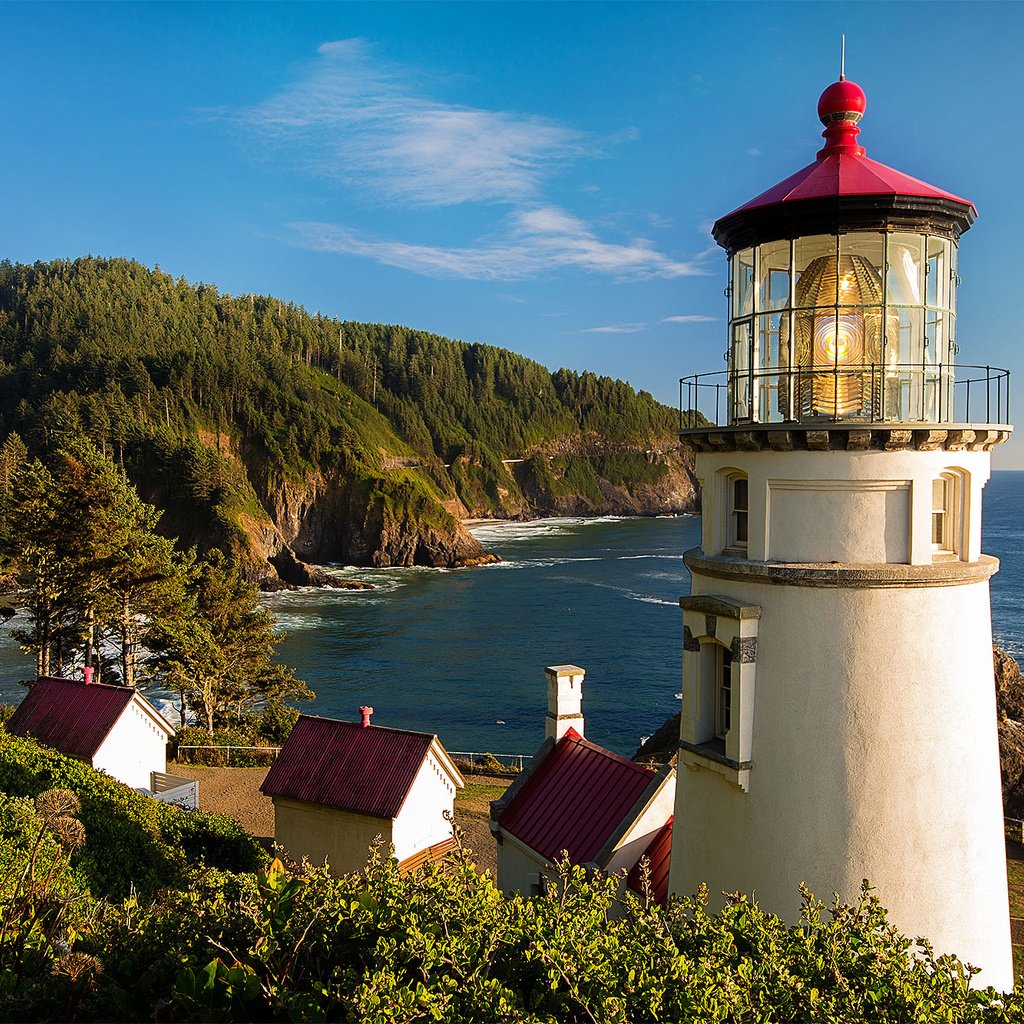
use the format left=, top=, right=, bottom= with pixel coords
left=670, top=73, right=1013, bottom=987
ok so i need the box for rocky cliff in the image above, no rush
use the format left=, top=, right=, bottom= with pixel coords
left=173, top=434, right=696, bottom=589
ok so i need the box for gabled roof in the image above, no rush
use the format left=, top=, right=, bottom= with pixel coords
left=496, top=728, right=657, bottom=864
left=7, top=676, right=172, bottom=760
left=261, top=714, right=462, bottom=819
left=626, top=815, right=673, bottom=907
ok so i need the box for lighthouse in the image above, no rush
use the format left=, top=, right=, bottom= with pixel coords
left=669, top=73, right=1013, bottom=987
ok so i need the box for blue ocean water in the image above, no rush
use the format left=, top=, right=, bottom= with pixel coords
left=0, top=471, right=1021, bottom=756
left=983, top=471, right=1024, bottom=662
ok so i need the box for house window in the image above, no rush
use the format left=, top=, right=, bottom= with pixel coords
left=730, top=475, right=749, bottom=550
left=716, top=646, right=733, bottom=739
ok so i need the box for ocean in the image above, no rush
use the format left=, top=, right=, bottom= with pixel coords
left=1, top=471, right=1022, bottom=757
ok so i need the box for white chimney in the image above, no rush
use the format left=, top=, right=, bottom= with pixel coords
left=545, top=664, right=585, bottom=742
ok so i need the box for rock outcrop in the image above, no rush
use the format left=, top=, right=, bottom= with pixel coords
left=996, top=646, right=1024, bottom=818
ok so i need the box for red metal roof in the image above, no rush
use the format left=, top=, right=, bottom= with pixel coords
left=261, top=715, right=438, bottom=819
left=497, top=728, right=657, bottom=864
left=723, top=152, right=972, bottom=220
left=715, top=78, right=975, bottom=234
left=626, top=815, right=673, bottom=907
left=8, top=677, right=138, bottom=760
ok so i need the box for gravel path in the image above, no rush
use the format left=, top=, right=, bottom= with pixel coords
left=172, top=762, right=513, bottom=877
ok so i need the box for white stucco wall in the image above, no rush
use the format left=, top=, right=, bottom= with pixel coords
left=671, top=465, right=1013, bottom=989
left=92, top=698, right=169, bottom=790
left=392, top=750, right=460, bottom=863
left=699, top=448, right=989, bottom=565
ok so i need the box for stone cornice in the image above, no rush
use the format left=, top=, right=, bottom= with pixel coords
left=679, top=423, right=1011, bottom=454
left=684, top=547, right=1000, bottom=589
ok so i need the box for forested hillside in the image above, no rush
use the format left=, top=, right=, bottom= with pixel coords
left=0, top=258, right=696, bottom=586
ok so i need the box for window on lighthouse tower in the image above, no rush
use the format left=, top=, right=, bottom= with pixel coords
left=931, top=472, right=963, bottom=558
left=716, top=646, right=733, bottom=741
left=730, top=476, right=749, bottom=550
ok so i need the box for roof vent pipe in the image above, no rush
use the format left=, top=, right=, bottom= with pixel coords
left=359, top=705, right=373, bottom=728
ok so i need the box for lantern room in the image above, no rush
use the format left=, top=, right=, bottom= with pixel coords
left=682, top=76, right=1009, bottom=430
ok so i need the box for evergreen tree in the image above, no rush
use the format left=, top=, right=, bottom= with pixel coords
left=164, top=549, right=312, bottom=734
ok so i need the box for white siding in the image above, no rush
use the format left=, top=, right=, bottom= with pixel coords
left=392, top=751, right=459, bottom=863
left=91, top=698, right=169, bottom=790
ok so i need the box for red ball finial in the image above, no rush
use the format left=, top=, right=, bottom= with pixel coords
left=816, top=78, right=867, bottom=160
left=817, top=79, right=867, bottom=126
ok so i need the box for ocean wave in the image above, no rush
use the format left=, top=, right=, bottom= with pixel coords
left=469, top=515, right=631, bottom=544
left=615, top=554, right=684, bottom=561
left=578, top=579, right=678, bottom=607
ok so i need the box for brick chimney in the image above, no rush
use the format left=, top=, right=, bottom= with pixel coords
left=359, top=705, right=374, bottom=728
left=83, top=665, right=94, bottom=685
left=545, top=665, right=585, bottom=742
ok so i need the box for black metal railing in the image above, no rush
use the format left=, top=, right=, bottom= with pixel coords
left=679, top=363, right=1010, bottom=429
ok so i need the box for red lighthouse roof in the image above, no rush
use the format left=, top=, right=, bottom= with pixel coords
left=713, top=76, right=975, bottom=250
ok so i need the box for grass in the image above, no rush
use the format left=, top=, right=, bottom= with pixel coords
left=456, top=779, right=512, bottom=821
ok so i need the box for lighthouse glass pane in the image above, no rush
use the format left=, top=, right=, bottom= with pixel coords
left=757, top=313, right=783, bottom=420
left=731, top=321, right=752, bottom=420
left=733, top=249, right=754, bottom=318
left=949, top=244, right=958, bottom=315
left=757, top=240, right=790, bottom=311
left=838, top=233, right=885, bottom=306
left=887, top=233, right=924, bottom=306
left=926, top=237, right=951, bottom=310
left=793, top=235, right=838, bottom=308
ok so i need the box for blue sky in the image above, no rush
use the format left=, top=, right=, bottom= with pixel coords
left=5, top=1, right=1024, bottom=464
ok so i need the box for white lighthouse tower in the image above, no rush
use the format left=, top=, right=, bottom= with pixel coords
left=669, top=74, right=1013, bottom=988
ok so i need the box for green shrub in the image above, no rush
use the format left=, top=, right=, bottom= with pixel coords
left=0, top=733, right=265, bottom=898
left=0, top=790, right=94, bottom=1019
left=158, top=810, right=265, bottom=875
left=255, top=700, right=299, bottom=746
left=173, top=725, right=278, bottom=767
left=58, top=852, right=1023, bottom=1022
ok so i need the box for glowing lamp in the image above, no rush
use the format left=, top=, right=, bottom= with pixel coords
left=784, top=254, right=896, bottom=419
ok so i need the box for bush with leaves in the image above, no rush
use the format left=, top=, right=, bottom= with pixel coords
left=38, top=845, right=1019, bottom=1023
left=0, top=789, right=97, bottom=1021
left=0, top=731, right=265, bottom=898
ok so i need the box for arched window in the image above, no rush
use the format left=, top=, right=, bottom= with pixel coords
left=931, top=470, right=964, bottom=559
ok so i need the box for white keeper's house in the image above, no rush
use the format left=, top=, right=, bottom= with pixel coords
left=7, top=674, right=175, bottom=790
left=671, top=71, right=1013, bottom=988
left=261, top=707, right=464, bottom=875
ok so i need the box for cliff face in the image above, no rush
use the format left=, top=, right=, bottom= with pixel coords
left=173, top=436, right=696, bottom=588
left=996, top=647, right=1024, bottom=818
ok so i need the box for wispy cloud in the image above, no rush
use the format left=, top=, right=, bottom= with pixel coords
left=289, top=206, right=707, bottom=281
left=582, top=323, right=647, bottom=334
left=244, top=39, right=705, bottom=281
left=662, top=314, right=718, bottom=324
left=242, top=38, right=587, bottom=207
